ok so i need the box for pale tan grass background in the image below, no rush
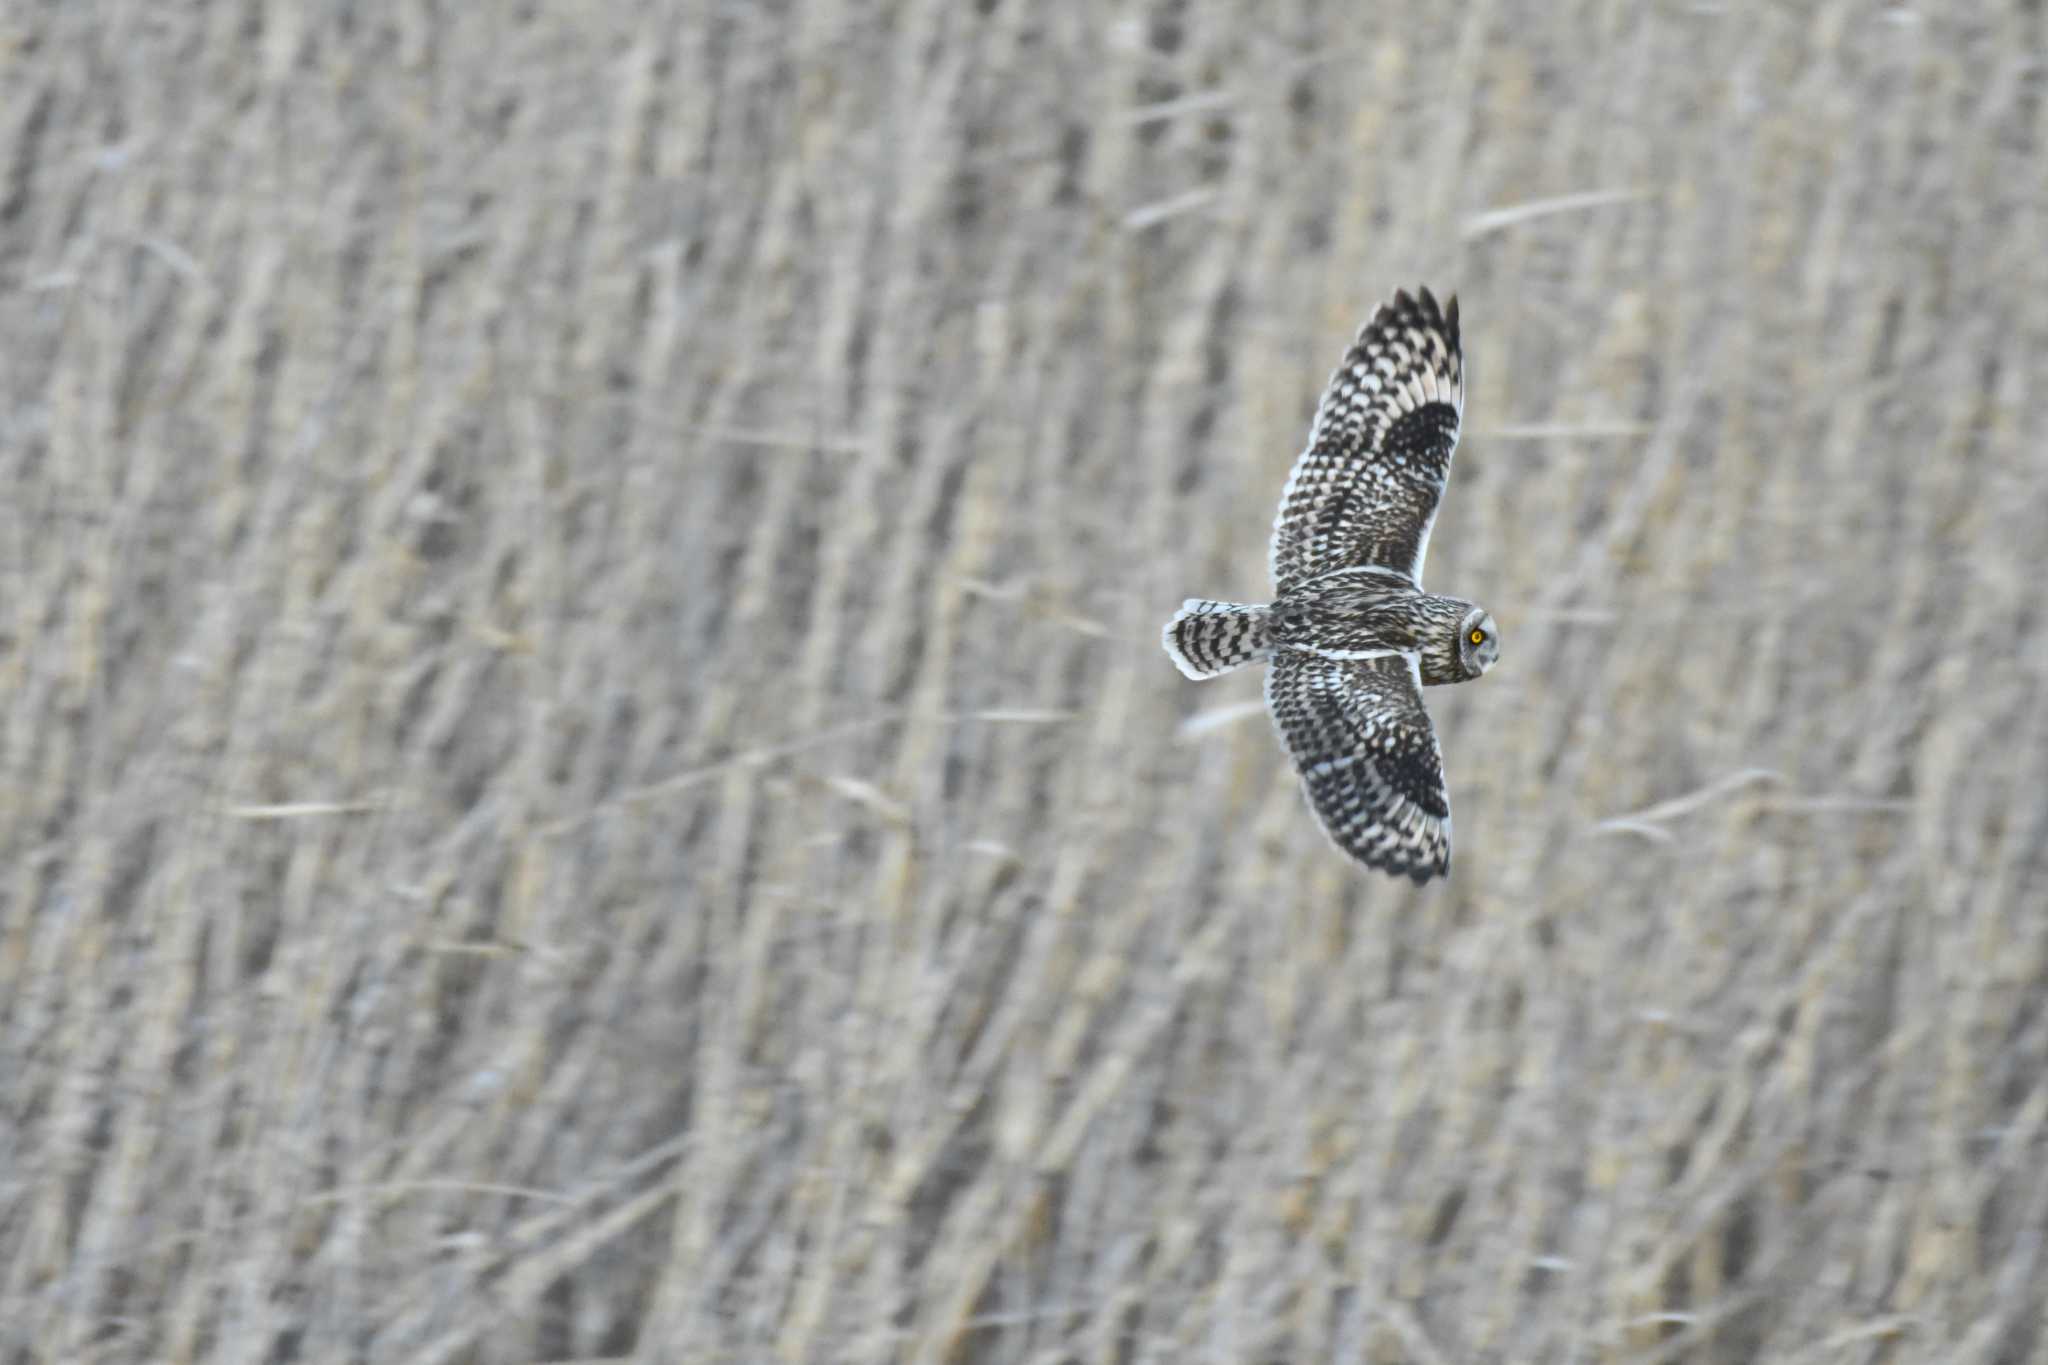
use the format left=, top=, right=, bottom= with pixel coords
left=3, top=3, right=2046, bottom=1362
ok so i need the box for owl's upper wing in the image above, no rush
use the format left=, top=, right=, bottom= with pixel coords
left=1268, top=288, right=1464, bottom=595
left=1265, top=649, right=1452, bottom=882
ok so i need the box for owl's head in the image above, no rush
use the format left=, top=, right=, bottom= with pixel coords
left=1414, top=598, right=1498, bottom=686
left=1452, top=606, right=1500, bottom=681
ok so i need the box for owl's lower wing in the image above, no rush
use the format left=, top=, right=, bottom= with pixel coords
left=1265, top=651, right=1452, bottom=882
left=1268, top=288, right=1464, bottom=596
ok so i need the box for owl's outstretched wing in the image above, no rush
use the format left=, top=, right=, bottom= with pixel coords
left=1269, top=288, right=1464, bottom=596
left=1265, top=650, right=1452, bottom=882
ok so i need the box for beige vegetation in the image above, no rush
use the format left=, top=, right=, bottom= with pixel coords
left=4, top=2, right=2046, bottom=1362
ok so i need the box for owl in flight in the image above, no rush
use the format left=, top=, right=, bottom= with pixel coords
left=1162, top=287, right=1497, bottom=883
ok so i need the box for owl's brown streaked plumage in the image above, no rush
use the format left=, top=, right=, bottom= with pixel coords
left=1265, top=651, right=1452, bottom=882
left=1270, top=287, right=1465, bottom=596
left=1161, top=287, right=1497, bottom=883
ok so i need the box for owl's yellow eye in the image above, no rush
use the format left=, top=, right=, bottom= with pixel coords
left=1469, top=628, right=1486, bottom=645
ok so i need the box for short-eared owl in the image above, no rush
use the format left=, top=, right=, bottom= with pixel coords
left=1162, top=288, right=1497, bottom=882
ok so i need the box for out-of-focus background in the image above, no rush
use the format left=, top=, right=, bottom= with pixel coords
left=4, top=4, right=2045, bottom=1362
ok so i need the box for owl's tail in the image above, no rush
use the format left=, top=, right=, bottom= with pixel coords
left=1162, top=599, right=1272, bottom=680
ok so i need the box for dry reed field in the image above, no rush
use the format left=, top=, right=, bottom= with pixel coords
left=5, top=2, right=2047, bottom=1362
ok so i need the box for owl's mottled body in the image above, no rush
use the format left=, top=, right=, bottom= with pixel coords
left=1163, top=287, right=1498, bottom=883
left=1268, top=569, right=1490, bottom=687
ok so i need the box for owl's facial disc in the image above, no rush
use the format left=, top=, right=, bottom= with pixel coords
left=1460, top=608, right=1500, bottom=676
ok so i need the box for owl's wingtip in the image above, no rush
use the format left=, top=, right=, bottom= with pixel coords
left=1413, top=283, right=1454, bottom=319
left=1382, top=285, right=1459, bottom=343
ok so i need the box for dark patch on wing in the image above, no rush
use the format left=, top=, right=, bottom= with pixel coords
left=1344, top=399, right=1460, bottom=575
